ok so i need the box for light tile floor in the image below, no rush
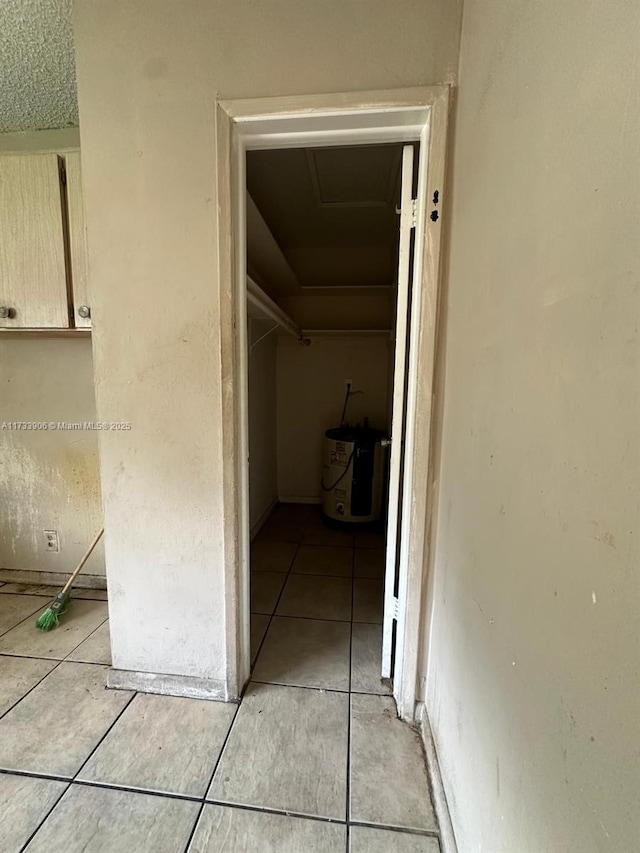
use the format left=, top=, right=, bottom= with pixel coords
left=0, top=504, right=440, bottom=852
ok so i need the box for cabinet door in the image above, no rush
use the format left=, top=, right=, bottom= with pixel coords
left=65, top=152, right=91, bottom=328
left=0, top=154, right=70, bottom=328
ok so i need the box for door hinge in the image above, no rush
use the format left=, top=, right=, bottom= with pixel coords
left=395, top=198, right=418, bottom=228
left=391, top=596, right=400, bottom=619
left=411, top=198, right=417, bottom=227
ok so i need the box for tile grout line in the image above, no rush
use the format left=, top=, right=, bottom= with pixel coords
left=345, top=542, right=356, bottom=853
left=1, top=765, right=443, bottom=842
left=17, top=778, right=71, bottom=853
left=253, top=569, right=381, bottom=580
left=0, top=639, right=107, bottom=722
left=0, top=603, right=108, bottom=660
left=250, top=535, right=304, bottom=671
left=1, top=762, right=441, bottom=839
left=0, top=590, right=107, bottom=601
left=72, top=690, right=138, bottom=781
left=251, top=611, right=381, bottom=626
left=1, top=651, right=83, bottom=662
left=349, top=819, right=442, bottom=839
left=0, top=592, right=109, bottom=641
left=0, top=599, right=54, bottom=639
left=203, top=798, right=348, bottom=826
left=0, top=767, right=73, bottom=784
left=1, top=767, right=201, bottom=804
left=248, top=679, right=390, bottom=700
left=0, top=592, right=108, bottom=723
left=249, top=678, right=349, bottom=695
left=0, top=657, right=67, bottom=722
left=8, top=628, right=123, bottom=851
left=1, top=764, right=352, bottom=827
left=62, top=614, right=110, bottom=663
left=181, top=701, right=243, bottom=853
left=258, top=541, right=383, bottom=553
left=250, top=504, right=320, bottom=665
left=0, top=614, right=108, bottom=724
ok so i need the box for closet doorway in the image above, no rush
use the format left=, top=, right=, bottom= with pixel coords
left=216, top=89, right=449, bottom=721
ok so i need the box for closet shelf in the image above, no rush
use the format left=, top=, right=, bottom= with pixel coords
left=247, top=276, right=305, bottom=343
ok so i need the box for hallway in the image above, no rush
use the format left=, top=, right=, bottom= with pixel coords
left=0, top=504, right=440, bottom=852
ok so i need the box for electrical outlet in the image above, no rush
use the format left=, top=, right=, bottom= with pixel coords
left=346, top=377, right=352, bottom=387
left=44, top=530, right=59, bottom=552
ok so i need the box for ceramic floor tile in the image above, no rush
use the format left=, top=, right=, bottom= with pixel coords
left=0, top=773, right=68, bottom=853
left=24, top=784, right=199, bottom=853
left=354, top=529, right=386, bottom=550
left=353, top=578, right=384, bottom=623
left=354, top=548, right=385, bottom=579
left=257, top=513, right=306, bottom=543
left=350, top=694, right=437, bottom=831
left=0, top=584, right=108, bottom=600
left=189, top=804, right=346, bottom=852
left=276, top=574, right=352, bottom=621
left=292, top=544, right=353, bottom=577
left=0, top=662, right=132, bottom=776
left=0, top=599, right=108, bottom=659
left=350, top=826, right=440, bottom=852
left=303, top=517, right=354, bottom=548
left=351, top=623, right=392, bottom=695
left=250, top=613, right=270, bottom=664
left=79, top=692, right=236, bottom=796
left=250, top=572, right=286, bottom=615
left=65, top=620, right=111, bottom=665
left=209, top=682, right=348, bottom=820
left=251, top=540, right=297, bottom=573
left=252, top=616, right=350, bottom=690
left=0, top=594, right=51, bottom=636
left=0, top=655, right=58, bottom=716
left=270, top=503, right=316, bottom=526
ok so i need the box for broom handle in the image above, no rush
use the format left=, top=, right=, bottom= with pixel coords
left=60, top=528, right=104, bottom=596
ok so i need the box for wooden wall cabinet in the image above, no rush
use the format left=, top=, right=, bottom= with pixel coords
left=0, top=151, right=91, bottom=332
left=65, top=152, right=91, bottom=329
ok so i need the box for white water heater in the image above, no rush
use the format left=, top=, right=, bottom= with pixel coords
left=321, top=426, right=388, bottom=523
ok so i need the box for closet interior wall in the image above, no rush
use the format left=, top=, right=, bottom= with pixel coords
left=246, top=143, right=403, bottom=536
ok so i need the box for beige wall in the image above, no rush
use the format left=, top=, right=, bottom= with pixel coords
left=423, top=1, right=640, bottom=851
left=248, top=321, right=278, bottom=534
left=73, top=0, right=462, bottom=689
left=277, top=334, right=391, bottom=502
left=0, top=339, right=104, bottom=576
left=279, top=288, right=393, bottom=333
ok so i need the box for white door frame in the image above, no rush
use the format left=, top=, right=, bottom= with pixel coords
left=215, top=86, right=449, bottom=720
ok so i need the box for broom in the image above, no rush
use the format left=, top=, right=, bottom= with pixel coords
left=35, top=528, right=104, bottom=631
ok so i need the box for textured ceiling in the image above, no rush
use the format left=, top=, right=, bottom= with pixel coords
left=0, top=0, right=78, bottom=133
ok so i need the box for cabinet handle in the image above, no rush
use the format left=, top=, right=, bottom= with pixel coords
left=0, top=306, right=13, bottom=319
left=77, top=305, right=91, bottom=319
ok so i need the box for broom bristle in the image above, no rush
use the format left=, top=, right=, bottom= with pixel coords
left=36, top=608, right=59, bottom=631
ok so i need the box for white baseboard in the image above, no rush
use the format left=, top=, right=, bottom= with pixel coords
left=250, top=497, right=278, bottom=541
left=0, top=568, right=107, bottom=589
left=107, top=668, right=229, bottom=701
left=417, top=703, right=459, bottom=853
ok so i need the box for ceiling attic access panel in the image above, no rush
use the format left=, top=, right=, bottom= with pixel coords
left=246, top=143, right=407, bottom=291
